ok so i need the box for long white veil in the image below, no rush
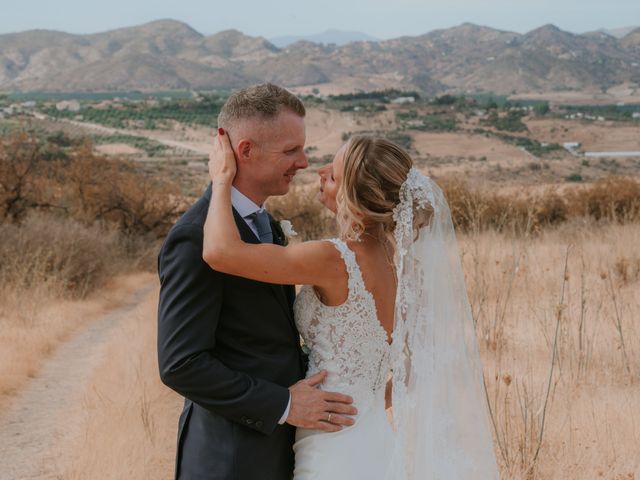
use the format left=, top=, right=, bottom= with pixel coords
left=385, top=168, right=500, bottom=479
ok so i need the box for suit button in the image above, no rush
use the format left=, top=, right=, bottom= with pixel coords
left=240, top=416, right=247, bottom=422
left=256, top=420, right=263, bottom=428
left=246, top=418, right=254, bottom=425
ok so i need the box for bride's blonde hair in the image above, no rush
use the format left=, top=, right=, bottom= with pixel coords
left=336, top=136, right=414, bottom=241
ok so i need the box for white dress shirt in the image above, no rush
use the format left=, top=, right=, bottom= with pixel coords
left=230, top=186, right=292, bottom=425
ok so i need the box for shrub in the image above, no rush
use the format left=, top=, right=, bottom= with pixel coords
left=0, top=132, right=52, bottom=222
left=266, top=186, right=336, bottom=241
left=419, top=114, right=457, bottom=132
left=515, top=137, right=562, bottom=156
left=534, top=102, right=550, bottom=116
left=565, top=174, right=583, bottom=182
left=567, top=176, right=640, bottom=222
left=528, top=162, right=542, bottom=171
left=482, top=110, right=528, bottom=132
left=0, top=213, right=156, bottom=298
left=264, top=176, right=639, bottom=240
left=0, top=131, right=179, bottom=298
left=387, top=131, right=413, bottom=150
left=438, top=178, right=569, bottom=234
left=433, top=94, right=457, bottom=105
left=0, top=133, right=183, bottom=237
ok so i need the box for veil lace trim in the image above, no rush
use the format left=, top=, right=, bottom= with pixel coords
left=386, top=167, right=500, bottom=479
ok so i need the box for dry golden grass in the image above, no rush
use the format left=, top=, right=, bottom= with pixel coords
left=50, top=289, right=181, bottom=480
left=0, top=272, right=154, bottom=410
left=0, top=213, right=156, bottom=298
left=1, top=159, right=638, bottom=477
left=269, top=174, right=640, bottom=240
left=266, top=184, right=337, bottom=241
left=463, top=222, right=640, bottom=479
left=0, top=213, right=159, bottom=410
left=439, top=175, right=640, bottom=234
left=260, top=182, right=640, bottom=477
left=31, top=221, right=638, bottom=480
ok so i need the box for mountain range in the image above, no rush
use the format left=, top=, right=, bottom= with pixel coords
left=1, top=19, right=639, bottom=95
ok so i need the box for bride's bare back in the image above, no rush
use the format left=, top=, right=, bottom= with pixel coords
left=313, top=236, right=396, bottom=345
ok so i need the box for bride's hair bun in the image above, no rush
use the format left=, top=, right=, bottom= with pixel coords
left=337, top=136, right=414, bottom=241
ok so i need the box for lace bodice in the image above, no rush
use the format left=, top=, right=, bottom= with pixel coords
left=294, top=239, right=391, bottom=409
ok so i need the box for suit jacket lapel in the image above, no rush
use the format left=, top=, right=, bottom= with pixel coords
left=232, top=208, right=260, bottom=244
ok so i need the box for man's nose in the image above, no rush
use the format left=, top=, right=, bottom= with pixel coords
left=296, top=151, right=309, bottom=170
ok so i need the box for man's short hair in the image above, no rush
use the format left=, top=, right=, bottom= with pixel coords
left=217, top=83, right=305, bottom=129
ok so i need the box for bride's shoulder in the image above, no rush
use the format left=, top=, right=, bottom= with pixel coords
left=298, top=238, right=344, bottom=262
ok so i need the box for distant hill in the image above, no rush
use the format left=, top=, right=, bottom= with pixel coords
left=621, top=27, right=640, bottom=49
left=270, top=29, right=379, bottom=48
left=593, top=26, right=640, bottom=39
left=1, top=19, right=639, bottom=95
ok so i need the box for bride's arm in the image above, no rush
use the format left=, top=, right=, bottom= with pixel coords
left=203, top=130, right=340, bottom=287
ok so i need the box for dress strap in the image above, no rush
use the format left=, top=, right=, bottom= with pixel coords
left=327, top=238, right=366, bottom=300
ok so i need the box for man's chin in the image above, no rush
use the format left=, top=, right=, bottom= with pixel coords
left=270, top=184, right=291, bottom=197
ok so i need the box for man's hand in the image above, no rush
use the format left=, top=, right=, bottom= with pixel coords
left=286, top=371, right=357, bottom=432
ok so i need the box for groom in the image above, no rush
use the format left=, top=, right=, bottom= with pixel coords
left=157, top=84, right=356, bottom=479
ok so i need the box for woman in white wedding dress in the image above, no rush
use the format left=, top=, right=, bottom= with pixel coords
left=203, top=132, right=500, bottom=479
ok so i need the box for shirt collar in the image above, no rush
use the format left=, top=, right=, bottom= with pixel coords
left=231, top=186, right=263, bottom=218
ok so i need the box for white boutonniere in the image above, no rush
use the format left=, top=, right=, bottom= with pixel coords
left=279, top=220, right=297, bottom=239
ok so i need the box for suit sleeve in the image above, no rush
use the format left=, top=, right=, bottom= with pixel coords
left=157, top=223, right=290, bottom=435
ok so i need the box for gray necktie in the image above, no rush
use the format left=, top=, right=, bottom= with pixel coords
left=249, top=210, right=273, bottom=243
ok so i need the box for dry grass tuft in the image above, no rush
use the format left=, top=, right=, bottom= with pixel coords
left=270, top=175, right=640, bottom=240
left=0, top=213, right=156, bottom=299
left=439, top=175, right=640, bottom=235
left=567, top=176, right=640, bottom=223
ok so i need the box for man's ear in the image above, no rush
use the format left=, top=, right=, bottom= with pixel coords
left=236, top=138, right=253, bottom=164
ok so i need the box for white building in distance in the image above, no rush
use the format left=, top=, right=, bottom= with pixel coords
left=391, top=96, right=416, bottom=104
left=55, top=100, right=81, bottom=112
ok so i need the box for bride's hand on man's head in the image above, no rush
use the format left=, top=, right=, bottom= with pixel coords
left=209, top=128, right=237, bottom=185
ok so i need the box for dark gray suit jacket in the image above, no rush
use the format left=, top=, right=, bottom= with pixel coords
left=157, top=184, right=306, bottom=479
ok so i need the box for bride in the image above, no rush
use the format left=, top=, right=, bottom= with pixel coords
left=203, top=131, right=500, bottom=479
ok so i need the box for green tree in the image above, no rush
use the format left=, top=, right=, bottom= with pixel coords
left=534, top=102, right=550, bottom=116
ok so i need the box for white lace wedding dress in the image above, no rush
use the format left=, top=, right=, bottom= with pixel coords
left=292, top=238, right=395, bottom=479
left=291, top=170, right=501, bottom=479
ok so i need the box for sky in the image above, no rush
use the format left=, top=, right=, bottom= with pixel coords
left=0, top=0, right=638, bottom=39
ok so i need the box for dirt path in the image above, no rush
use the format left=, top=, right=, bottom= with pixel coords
left=0, top=282, right=156, bottom=480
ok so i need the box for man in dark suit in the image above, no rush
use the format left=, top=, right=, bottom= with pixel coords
left=157, top=84, right=355, bottom=479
